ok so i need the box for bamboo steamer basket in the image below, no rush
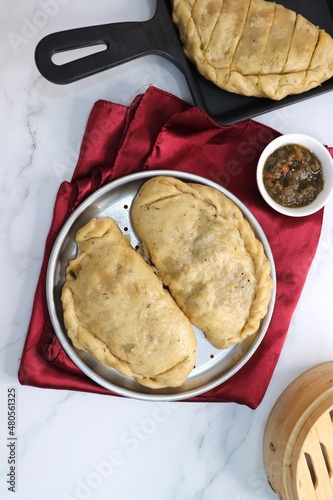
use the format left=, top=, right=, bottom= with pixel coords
left=263, top=362, right=333, bottom=499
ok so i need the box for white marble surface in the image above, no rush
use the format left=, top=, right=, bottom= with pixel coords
left=1, top=1, right=333, bottom=499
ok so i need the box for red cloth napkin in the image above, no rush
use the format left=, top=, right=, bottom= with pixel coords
left=18, top=86, right=328, bottom=408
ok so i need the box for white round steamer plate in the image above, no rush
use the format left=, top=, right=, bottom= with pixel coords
left=46, top=170, right=276, bottom=401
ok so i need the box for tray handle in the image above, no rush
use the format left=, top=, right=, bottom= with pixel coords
left=35, top=19, right=164, bottom=84
left=34, top=1, right=207, bottom=111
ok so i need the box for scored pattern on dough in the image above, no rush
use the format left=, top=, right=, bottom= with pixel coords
left=172, top=0, right=333, bottom=100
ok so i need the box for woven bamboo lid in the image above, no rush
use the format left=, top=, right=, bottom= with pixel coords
left=263, top=362, right=333, bottom=499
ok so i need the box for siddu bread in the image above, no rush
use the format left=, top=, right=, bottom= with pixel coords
left=172, top=0, right=333, bottom=100
left=132, top=176, right=273, bottom=349
left=61, top=217, right=197, bottom=389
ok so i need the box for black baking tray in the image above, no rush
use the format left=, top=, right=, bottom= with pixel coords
left=35, top=0, right=333, bottom=125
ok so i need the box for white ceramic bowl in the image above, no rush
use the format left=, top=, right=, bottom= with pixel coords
left=257, top=134, right=333, bottom=217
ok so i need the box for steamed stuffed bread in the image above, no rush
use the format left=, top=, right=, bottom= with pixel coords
left=61, top=217, right=197, bottom=389
left=132, top=176, right=273, bottom=349
left=172, top=0, right=333, bottom=100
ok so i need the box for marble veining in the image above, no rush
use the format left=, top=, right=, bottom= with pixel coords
left=1, top=1, right=333, bottom=499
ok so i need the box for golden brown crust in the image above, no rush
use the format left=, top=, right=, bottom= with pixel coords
left=132, top=176, right=273, bottom=349
left=61, top=217, right=197, bottom=389
left=172, top=0, right=333, bottom=100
